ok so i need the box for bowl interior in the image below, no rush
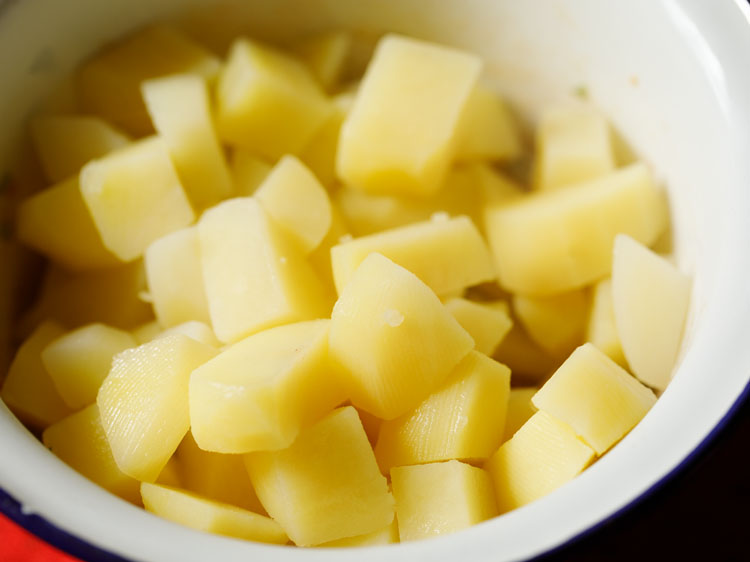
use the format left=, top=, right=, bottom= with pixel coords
left=2, top=1, right=750, bottom=560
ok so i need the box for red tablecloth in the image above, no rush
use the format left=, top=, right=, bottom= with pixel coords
left=0, top=513, right=79, bottom=562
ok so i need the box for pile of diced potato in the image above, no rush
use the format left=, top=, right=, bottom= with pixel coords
left=0, top=23, right=692, bottom=547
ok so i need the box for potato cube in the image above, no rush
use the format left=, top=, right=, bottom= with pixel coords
left=77, top=25, right=220, bottom=135
left=533, top=104, right=614, bottom=191
left=485, top=411, right=595, bottom=513
left=144, top=226, right=211, bottom=328
left=512, top=289, right=590, bottom=358
left=197, top=197, right=330, bottom=344
left=612, top=234, right=691, bottom=390
left=245, top=406, right=394, bottom=546
left=586, top=278, right=627, bottom=367
left=229, top=149, right=271, bottom=196
left=484, top=162, right=667, bottom=295
left=337, top=34, right=481, bottom=196
left=41, top=323, right=136, bottom=410
left=190, top=320, right=344, bottom=453
left=455, top=85, right=521, bottom=162
left=391, top=460, right=497, bottom=542
left=375, top=351, right=510, bottom=472
left=141, top=483, right=287, bottom=544
left=30, top=115, right=130, bottom=183
left=142, top=74, right=233, bottom=211
left=42, top=404, right=140, bottom=504
left=502, top=388, right=538, bottom=442
left=329, top=253, right=474, bottom=419
left=80, top=137, right=195, bottom=262
left=0, top=321, right=71, bottom=429
left=444, top=297, right=513, bottom=355
left=254, top=156, right=332, bottom=254
left=331, top=216, right=495, bottom=297
left=291, top=31, right=352, bottom=91
left=216, top=38, right=332, bottom=160
left=16, top=177, right=120, bottom=271
left=532, top=343, right=657, bottom=455
left=97, top=334, right=217, bottom=481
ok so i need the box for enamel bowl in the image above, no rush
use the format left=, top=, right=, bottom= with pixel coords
left=2, top=1, right=750, bottom=560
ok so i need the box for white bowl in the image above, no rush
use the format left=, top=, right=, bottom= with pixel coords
left=2, top=1, right=750, bottom=560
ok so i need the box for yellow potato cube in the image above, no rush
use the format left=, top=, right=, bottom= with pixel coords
left=485, top=411, right=595, bottom=513
left=245, top=406, right=394, bottom=546
left=190, top=319, right=344, bottom=453
left=586, top=278, right=627, bottom=367
left=455, top=85, right=521, bottom=162
left=41, top=323, right=136, bottom=410
left=329, top=253, right=474, bottom=419
left=30, top=115, right=130, bottom=183
left=229, top=149, right=271, bottom=196
left=197, top=197, right=330, bottom=344
left=144, top=226, right=211, bottom=328
left=97, top=334, right=217, bottom=481
left=177, top=432, right=265, bottom=514
left=291, top=31, right=352, bottom=91
left=444, top=297, right=513, bottom=355
left=533, top=103, right=614, bottom=191
left=320, top=518, right=399, bottom=547
left=159, top=321, right=220, bottom=348
left=532, top=343, right=657, bottom=455
left=77, top=25, right=221, bottom=136
left=254, top=156, right=332, bottom=254
left=512, top=289, right=590, bottom=358
left=391, top=460, right=497, bottom=542
left=331, top=216, right=495, bottom=297
left=612, top=234, right=691, bottom=390
left=502, top=388, right=538, bottom=442
left=216, top=38, right=332, bottom=160
left=142, top=74, right=233, bottom=211
left=484, top=162, right=667, bottom=295
left=0, top=321, right=71, bottom=429
left=375, top=351, right=510, bottom=472
left=16, top=177, right=120, bottom=271
left=337, top=34, right=481, bottom=196
left=140, top=483, right=287, bottom=545
left=80, top=137, right=195, bottom=262
left=42, top=404, right=140, bottom=504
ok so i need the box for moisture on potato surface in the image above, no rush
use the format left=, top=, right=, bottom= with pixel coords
left=0, top=21, right=692, bottom=549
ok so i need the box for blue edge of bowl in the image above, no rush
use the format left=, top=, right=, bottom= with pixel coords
left=2, top=378, right=749, bottom=562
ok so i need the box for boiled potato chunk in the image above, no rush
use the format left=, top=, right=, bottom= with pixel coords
left=337, top=34, right=481, bottom=197
left=142, top=73, right=233, bottom=211
left=97, top=334, right=217, bottom=481
left=42, top=404, right=140, bottom=504
left=177, top=432, right=265, bottom=514
left=254, top=156, right=332, bottom=254
left=331, top=215, right=495, bottom=297
left=216, top=38, right=332, bottom=160
left=502, top=388, right=538, bottom=442
left=320, top=518, right=399, bottom=547
left=512, top=289, right=590, bottom=358
left=485, top=411, right=595, bottom=513
left=292, top=31, right=352, bottom=92
left=77, top=25, right=220, bottom=135
left=144, top=226, right=211, bottom=328
left=0, top=321, right=71, bottom=429
left=484, top=162, right=667, bottom=295
left=80, top=137, right=195, bottom=262
left=229, top=149, right=271, bottom=196
left=197, top=197, right=330, bottom=344
left=30, top=115, right=130, bottom=183
left=159, top=321, right=220, bottom=348
left=532, top=343, right=656, bottom=455
left=245, top=406, right=394, bottom=546
left=375, top=351, right=510, bottom=472
left=391, top=460, right=497, bottom=541
left=329, top=253, right=474, bottom=419
left=444, top=297, right=513, bottom=355
left=533, top=104, right=614, bottom=191
left=455, top=85, right=521, bottom=162
left=189, top=320, right=344, bottom=453
left=16, top=176, right=120, bottom=271
left=612, top=234, right=691, bottom=391
left=586, top=278, right=627, bottom=367
left=41, top=323, right=136, bottom=410
left=140, top=483, right=287, bottom=545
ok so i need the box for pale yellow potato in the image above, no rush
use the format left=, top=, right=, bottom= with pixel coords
left=586, top=278, right=628, bottom=367
left=291, top=30, right=352, bottom=92
left=444, top=297, right=513, bottom=355
left=229, top=148, right=272, bottom=196
left=502, top=388, right=538, bottom=443
left=455, top=84, right=521, bottom=162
